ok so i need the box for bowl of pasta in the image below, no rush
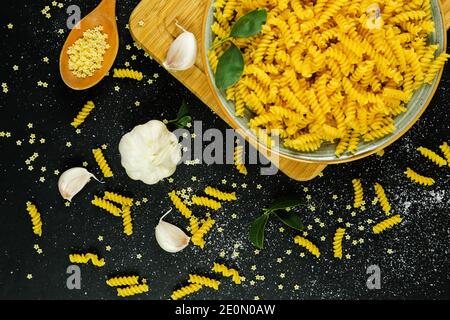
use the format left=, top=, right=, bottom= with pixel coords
left=202, top=0, right=450, bottom=164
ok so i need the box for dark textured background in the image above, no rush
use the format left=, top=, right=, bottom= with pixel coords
left=0, top=0, right=449, bottom=300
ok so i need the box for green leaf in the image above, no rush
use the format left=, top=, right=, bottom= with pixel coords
left=265, top=195, right=303, bottom=212
left=215, top=43, right=244, bottom=90
left=230, top=9, right=267, bottom=38
left=275, top=211, right=304, bottom=231
left=174, top=115, right=192, bottom=129
left=249, top=212, right=270, bottom=249
left=177, top=100, right=190, bottom=119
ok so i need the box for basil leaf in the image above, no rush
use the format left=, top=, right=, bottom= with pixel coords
left=265, top=195, right=303, bottom=212
left=215, top=43, right=244, bottom=90
left=249, top=212, right=270, bottom=249
left=177, top=100, right=190, bottom=119
left=275, top=211, right=304, bottom=231
left=230, top=9, right=267, bottom=38
left=174, top=115, right=192, bottom=129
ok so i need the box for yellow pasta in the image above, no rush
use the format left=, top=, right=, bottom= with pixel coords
left=234, top=144, right=247, bottom=175
left=92, top=148, right=113, bottom=177
left=188, top=274, right=220, bottom=290
left=113, top=68, right=143, bottom=81
left=212, top=262, right=241, bottom=284
left=106, top=276, right=139, bottom=287
left=122, top=205, right=133, bottom=236
left=104, top=191, right=133, bottom=206
left=333, top=228, right=345, bottom=259
left=117, top=284, right=149, bottom=297
left=373, top=214, right=403, bottom=234
left=191, top=217, right=215, bottom=248
left=293, top=236, right=320, bottom=258
left=69, top=253, right=105, bottom=267
left=374, top=182, right=391, bottom=216
left=191, top=195, right=222, bottom=210
left=171, top=283, right=203, bottom=300
left=352, top=178, right=364, bottom=208
left=189, top=216, right=200, bottom=235
left=204, top=186, right=237, bottom=201
left=404, top=167, right=435, bottom=186
left=440, top=142, right=450, bottom=167
left=417, top=146, right=447, bottom=167
left=71, top=101, right=95, bottom=128
left=26, top=201, right=42, bottom=237
left=209, top=0, right=449, bottom=156
left=168, top=191, right=192, bottom=218
left=91, top=196, right=122, bottom=216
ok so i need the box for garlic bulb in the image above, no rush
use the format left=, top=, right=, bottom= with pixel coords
left=163, top=22, right=197, bottom=71
left=58, top=167, right=99, bottom=201
left=155, top=208, right=190, bottom=253
left=119, top=120, right=181, bottom=185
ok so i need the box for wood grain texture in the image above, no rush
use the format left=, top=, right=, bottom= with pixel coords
left=129, top=0, right=326, bottom=181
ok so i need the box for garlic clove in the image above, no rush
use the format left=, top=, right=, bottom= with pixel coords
left=163, top=23, right=197, bottom=71
left=155, top=208, right=190, bottom=253
left=58, top=167, right=99, bottom=201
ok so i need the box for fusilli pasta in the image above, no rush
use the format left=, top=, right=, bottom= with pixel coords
left=92, top=148, right=113, bottom=177
left=404, top=167, right=435, bottom=186
left=373, top=214, right=403, bottom=234
left=191, top=195, right=222, bottom=210
left=293, top=236, right=320, bottom=258
left=117, top=284, right=149, bottom=297
left=188, top=274, right=220, bottom=290
left=191, top=217, right=215, bottom=248
left=26, top=201, right=42, bottom=237
left=212, top=262, right=241, bottom=284
left=91, top=196, right=122, bottom=216
left=113, top=68, right=143, bottom=81
left=168, top=191, right=193, bottom=218
left=204, top=186, right=237, bottom=201
left=417, top=146, right=447, bottom=167
left=122, top=205, right=133, bottom=236
left=104, top=191, right=134, bottom=206
left=352, top=178, right=364, bottom=208
left=333, top=227, right=345, bottom=259
left=171, top=283, right=203, bottom=300
left=374, top=182, right=391, bottom=215
left=71, top=101, right=95, bottom=128
left=69, top=253, right=105, bottom=267
left=440, top=142, right=450, bottom=167
left=106, top=276, right=140, bottom=287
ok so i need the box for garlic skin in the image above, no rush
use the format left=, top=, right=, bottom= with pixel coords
left=155, top=209, right=190, bottom=253
left=119, top=120, right=181, bottom=185
left=58, top=167, right=98, bottom=201
left=163, top=24, right=197, bottom=71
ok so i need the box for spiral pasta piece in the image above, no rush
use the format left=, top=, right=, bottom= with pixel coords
left=26, top=201, right=42, bottom=237
left=417, top=146, right=447, bottom=167
left=168, top=191, right=192, bottom=218
left=104, top=191, right=133, bottom=207
left=439, top=142, right=450, bottom=167
left=294, top=236, right=320, bottom=258
left=234, top=145, right=247, bottom=175
left=71, top=101, right=95, bottom=128
left=373, top=214, right=403, bottom=234
left=374, top=182, right=391, bottom=216
left=117, top=284, right=149, bottom=297
left=91, top=196, right=122, bottom=216
left=92, top=148, right=113, bottom=178
left=212, top=263, right=241, bottom=284
left=189, top=216, right=200, bottom=235
left=113, top=68, right=143, bottom=81
left=69, top=253, right=105, bottom=267
left=404, top=167, right=435, bottom=186
left=333, top=228, right=346, bottom=259
left=171, top=283, right=203, bottom=300
left=191, top=196, right=222, bottom=210
left=122, top=205, right=133, bottom=236
left=188, top=274, right=220, bottom=290
left=352, top=179, right=364, bottom=208
left=191, top=217, right=215, bottom=248
left=204, top=186, right=237, bottom=201
left=106, top=276, right=139, bottom=287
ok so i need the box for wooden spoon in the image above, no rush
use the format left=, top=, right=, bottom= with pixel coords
left=59, top=0, right=119, bottom=90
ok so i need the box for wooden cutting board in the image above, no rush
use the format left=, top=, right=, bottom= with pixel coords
left=129, top=0, right=326, bottom=181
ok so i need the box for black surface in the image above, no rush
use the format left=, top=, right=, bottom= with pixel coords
left=0, top=0, right=449, bottom=300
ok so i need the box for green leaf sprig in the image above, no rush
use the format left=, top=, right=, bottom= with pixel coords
left=168, top=100, right=192, bottom=129
left=214, top=8, right=267, bottom=90
left=250, top=196, right=304, bottom=249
